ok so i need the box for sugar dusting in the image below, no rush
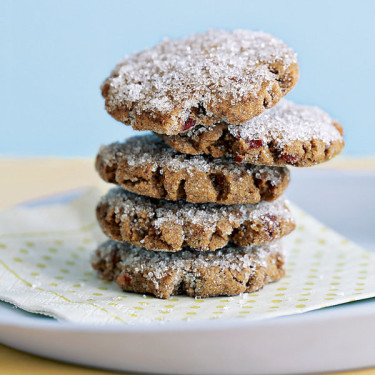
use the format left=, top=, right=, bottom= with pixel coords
left=228, top=99, right=343, bottom=146
left=98, top=134, right=285, bottom=186
left=103, top=29, right=297, bottom=118
left=100, top=188, right=294, bottom=234
left=93, top=239, right=282, bottom=286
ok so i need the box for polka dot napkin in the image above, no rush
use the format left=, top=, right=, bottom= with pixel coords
left=0, top=187, right=374, bottom=324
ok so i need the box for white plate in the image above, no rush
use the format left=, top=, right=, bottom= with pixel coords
left=1, top=169, right=375, bottom=375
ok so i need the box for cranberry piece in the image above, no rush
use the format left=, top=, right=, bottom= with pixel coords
left=182, top=118, right=196, bottom=131
left=247, top=140, right=263, bottom=149
left=235, top=155, right=244, bottom=163
left=282, top=154, right=299, bottom=164
left=120, top=273, right=132, bottom=285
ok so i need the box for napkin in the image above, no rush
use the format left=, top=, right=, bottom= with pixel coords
left=0, top=187, right=374, bottom=324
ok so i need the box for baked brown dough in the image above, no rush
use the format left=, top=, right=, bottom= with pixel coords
left=92, top=239, right=285, bottom=299
left=160, top=100, right=344, bottom=167
left=96, top=188, right=295, bottom=252
left=101, top=29, right=299, bottom=135
left=96, top=135, right=290, bottom=205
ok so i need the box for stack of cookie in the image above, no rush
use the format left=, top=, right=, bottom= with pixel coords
left=92, top=30, right=344, bottom=299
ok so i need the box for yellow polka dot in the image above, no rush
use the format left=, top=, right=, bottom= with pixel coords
left=336, top=262, right=345, bottom=267
left=77, top=246, right=86, bottom=251
left=71, top=253, right=80, bottom=259
left=26, top=241, right=35, bottom=247
left=20, top=249, right=28, bottom=254
left=277, top=287, right=287, bottom=291
left=190, top=305, right=200, bottom=309
left=37, top=263, right=46, bottom=269
left=341, top=240, right=349, bottom=245
left=330, top=282, right=340, bottom=285
left=302, top=287, right=312, bottom=290
left=0, top=243, right=6, bottom=249
left=269, top=306, right=280, bottom=309
left=43, top=255, right=51, bottom=261
left=307, top=275, right=317, bottom=279
left=356, top=282, right=365, bottom=286
left=186, top=312, right=197, bottom=315
left=128, top=313, right=138, bottom=317
left=275, top=293, right=285, bottom=296
left=332, top=276, right=341, bottom=280
left=194, top=299, right=204, bottom=303
left=284, top=275, right=292, bottom=279
left=92, top=293, right=102, bottom=296
left=164, top=305, right=174, bottom=308
left=360, top=262, right=369, bottom=267
left=297, top=225, right=304, bottom=231
left=298, top=298, right=308, bottom=301
left=309, top=268, right=318, bottom=273
left=108, top=303, right=117, bottom=306
left=159, top=310, right=170, bottom=314
left=54, top=240, right=63, bottom=245
left=220, top=299, right=230, bottom=302
left=288, top=261, right=296, bottom=266
left=87, top=298, right=95, bottom=302
left=295, top=304, right=306, bottom=308
left=354, top=288, right=364, bottom=291
left=247, top=300, right=256, bottom=303
left=73, top=284, right=81, bottom=288
left=325, top=298, right=334, bottom=301
left=49, top=283, right=58, bottom=287
left=98, top=287, right=108, bottom=290
left=168, top=298, right=179, bottom=302
left=48, top=247, right=58, bottom=253
left=84, top=271, right=93, bottom=276
left=55, top=276, right=64, bottom=280
left=102, top=280, right=112, bottom=285
left=82, top=238, right=92, bottom=244
left=31, top=272, right=39, bottom=276
left=328, top=288, right=338, bottom=291
left=242, top=305, right=253, bottom=309
left=358, top=276, right=367, bottom=280
left=305, top=282, right=314, bottom=285
left=300, top=293, right=310, bottom=296
left=294, top=238, right=302, bottom=244
left=80, top=278, right=88, bottom=282
left=133, top=306, right=144, bottom=310
left=60, top=269, right=69, bottom=274
left=251, top=294, right=259, bottom=297
left=138, top=301, right=148, bottom=305
left=326, top=293, right=337, bottom=296
left=66, top=260, right=75, bottom=266
left=318, top=238, right=325, bottom=244
left=292, top=248, right=301, bottom=253
left=359, top=270, right=368, bottom=274
left=13, top=257, right=22, bottom=263
left=272, top=299, right=283, bottom=303
left=216, top=305, right=225, bottom=309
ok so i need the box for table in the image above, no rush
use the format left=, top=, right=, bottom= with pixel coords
left=1, top=157, right=375, bottom=375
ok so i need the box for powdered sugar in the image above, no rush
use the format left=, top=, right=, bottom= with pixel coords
left=103, top=29, right=297, bottom=126
left=228, top=99, right=343, bottom=147
left=100, top=188, right=294, bottom=235
left=98, top=134, right=285, bottom=185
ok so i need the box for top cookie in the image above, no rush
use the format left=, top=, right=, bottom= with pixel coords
left=101, top=29, right=299, bottom=135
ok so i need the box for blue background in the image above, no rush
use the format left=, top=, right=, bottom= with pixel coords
left=2, top=0, right=374, bottom=157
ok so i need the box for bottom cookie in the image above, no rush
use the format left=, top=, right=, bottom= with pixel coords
left=91, top=240, right=285, bottom=299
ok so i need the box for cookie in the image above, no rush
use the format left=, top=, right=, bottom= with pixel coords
left=101, top=29, right=299, bottom=135
left=96, top=188, right=295, bottom=252
left=160, top=99, right=344, bottom=167
left=92, top=239, right=285, bottom=299
left=96, top=135, right=290, bottom=205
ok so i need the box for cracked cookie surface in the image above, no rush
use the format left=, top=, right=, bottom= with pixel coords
left=96, top=135, right=290, bottom=205
left=101, top=29, right=299, bottom=135
left=96, top=188, right=295, bottom=252
left=160, top=99, right=344, bottom=167
left=92, top=239, right=285, bottom=298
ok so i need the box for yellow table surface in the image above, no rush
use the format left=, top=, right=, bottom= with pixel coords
left=1, top=156, right=375, bottom=375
